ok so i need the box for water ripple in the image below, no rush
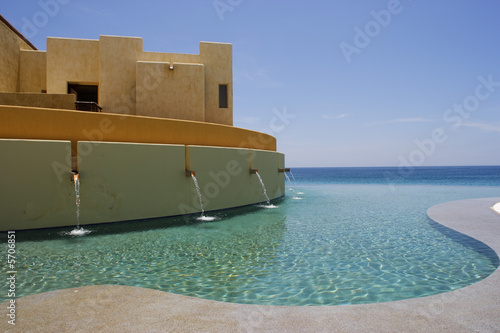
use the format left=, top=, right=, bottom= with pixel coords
left=1, top=184, right=498, bottom=305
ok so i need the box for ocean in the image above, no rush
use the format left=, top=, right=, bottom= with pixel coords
left=290, top=165, right=500, bottom=187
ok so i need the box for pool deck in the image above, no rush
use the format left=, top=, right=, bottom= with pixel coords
left=3, top=197, right=500, bottom=332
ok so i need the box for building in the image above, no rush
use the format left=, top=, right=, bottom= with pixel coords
left=0, top=14, right=286, bottom=231
left=1, top=14, right=232, bottom=125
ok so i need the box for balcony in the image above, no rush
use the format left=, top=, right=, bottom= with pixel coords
left=75, top=101, right=102, bottom=112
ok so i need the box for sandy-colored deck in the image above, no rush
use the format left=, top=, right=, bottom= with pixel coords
left=2, top=197, right=500, bottom=332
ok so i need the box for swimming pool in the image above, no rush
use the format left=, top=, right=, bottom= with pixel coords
left=1, top=167, right=499, bottom=305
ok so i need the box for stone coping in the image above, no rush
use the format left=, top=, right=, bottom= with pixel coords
left=2, top=197, right=499, bottom=332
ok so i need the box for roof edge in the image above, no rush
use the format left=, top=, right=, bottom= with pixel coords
left=0, top=14, right=37, bottom=50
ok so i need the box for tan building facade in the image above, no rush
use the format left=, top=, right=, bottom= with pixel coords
left=0, top=15, right=286, bottom=231
left=0, top=15, right=233, bottom=125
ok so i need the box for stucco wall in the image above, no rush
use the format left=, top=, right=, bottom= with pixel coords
left=141, top=50, right=200, bottom=64
left=136, top=61, right=205, bottom=121
left=0, top=92, right=75, bottom=110
left=250, top=149, right=286, bottom=201
left=200, top=42, right=233, bottom=125
left=0, top=17, right=35, bottom=92
left=5, top=32, right=233, bottom=125
left=140, top=42, right=234, bottom=125
left=77, top=142, right=192, bottom=224
left=0, top=139, right=75, bottom=230
left=185, top=146, right=285, bottom=213
left=46, top=37, right=100, bottom=94
left=19, top=50, right=47, bottom=93
left=99, top=35, right=143, bottom=115
left=0, top=105, right=276, bottom=164
left=186, top=145, right=255, bottom=211
left=0, top=139, right=285, bottom=230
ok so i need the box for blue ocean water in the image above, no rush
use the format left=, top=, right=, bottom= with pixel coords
left=291, top=166, right=500, bottom=187
left=1, top=166, right=499, bottom=305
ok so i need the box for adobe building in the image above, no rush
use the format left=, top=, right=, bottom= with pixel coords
left=1, top=14, right=232, bottom=125
left=0, top=15, right=287, bottom=231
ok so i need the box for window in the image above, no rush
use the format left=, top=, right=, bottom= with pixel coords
left=219, top=84, right=228, bottom=108
left=68, top=83, right=98, bottom=103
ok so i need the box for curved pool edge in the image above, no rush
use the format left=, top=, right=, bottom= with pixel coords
left=3, top=197, right=500, bottom=332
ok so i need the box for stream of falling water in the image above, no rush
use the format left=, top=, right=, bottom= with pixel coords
left=68, top=175, right=90, bottom=236
left=191, top=174, right=216, bottom=221
left=255, top=171, right=278, bottom=208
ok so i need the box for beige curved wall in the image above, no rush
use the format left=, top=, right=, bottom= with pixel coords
left=0, top=106, right=283, bottom=230
left=0, top=105, right=276, bottom=159
left=0, top=139, right=76, bottom=230
left=0, top=139, right=285, bottom=231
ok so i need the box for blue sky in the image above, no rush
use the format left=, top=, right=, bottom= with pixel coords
left=2, top=0, right=499, bottom=167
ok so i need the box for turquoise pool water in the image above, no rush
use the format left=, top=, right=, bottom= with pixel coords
left=1, top=167, right=499, bottom=305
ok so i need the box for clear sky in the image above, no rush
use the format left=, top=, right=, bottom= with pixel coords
left=2, top=0, right=499, bottom=167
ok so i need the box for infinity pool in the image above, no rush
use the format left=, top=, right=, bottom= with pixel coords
left=2, top=182, right=498, bottom=306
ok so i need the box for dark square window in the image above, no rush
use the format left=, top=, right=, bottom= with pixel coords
left=219, top=84, right=228, bottom=108
left=68, top=83, right=98, bottom=103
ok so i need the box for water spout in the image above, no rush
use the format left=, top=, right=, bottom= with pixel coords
left=69, top=172, right=90, bottom=236
left=284, top=172, right=291, bottom=184
left=191, top=173, right=204, bottom=215
left=189, top=172, right=216, bottom=222
left=254, top=171, right=277, bottom=208
left=71, top=172, right=80, bottom=227
left=280, top=168, right=293, bottom=189
left=285, top=169, right=304, bottom=200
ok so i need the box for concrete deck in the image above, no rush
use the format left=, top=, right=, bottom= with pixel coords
left=2, top=197, right=500, bottom=332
